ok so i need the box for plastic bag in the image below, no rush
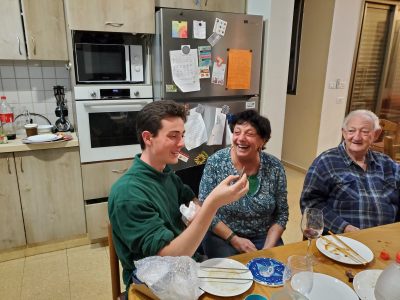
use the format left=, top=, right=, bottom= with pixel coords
left=134, top=256, right=202, bottom=300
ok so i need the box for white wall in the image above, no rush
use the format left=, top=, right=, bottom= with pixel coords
left=247, top=0, right=294, bottom=159
left=316, top=0, right=363, bottom=154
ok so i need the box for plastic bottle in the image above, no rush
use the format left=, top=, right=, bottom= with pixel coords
left=374, top=251, right=400, bottom=300
left=0, top=96, right=16, bottom=140
left=0, top=121, right=7, bottom=144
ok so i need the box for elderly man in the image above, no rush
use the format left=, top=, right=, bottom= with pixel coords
left=300, top=109, right=400, bottom=233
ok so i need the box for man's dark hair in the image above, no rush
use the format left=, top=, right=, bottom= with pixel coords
left=136, top=100, right=187, bottom=150
left=229, top=110, right=271, bottom=150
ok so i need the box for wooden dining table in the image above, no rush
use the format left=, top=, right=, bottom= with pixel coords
left=129, top=222, right=400, bottom=299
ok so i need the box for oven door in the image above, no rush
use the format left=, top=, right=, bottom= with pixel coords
left=76, top=99, right=152, bottom=163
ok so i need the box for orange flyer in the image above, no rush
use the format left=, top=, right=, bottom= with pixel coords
left=226, top=49, right=252, bottom=90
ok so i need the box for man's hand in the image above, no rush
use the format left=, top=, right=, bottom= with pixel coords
left=206, top=174, right=249, bottom=209
left=230, top=235, right=257, bottom=253
left=344, top=224, right=360, bottom=232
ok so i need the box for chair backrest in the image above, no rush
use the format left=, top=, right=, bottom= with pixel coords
left=379, top=119, right=400, bottom=142
left=108, top=223, right=123, bottom=300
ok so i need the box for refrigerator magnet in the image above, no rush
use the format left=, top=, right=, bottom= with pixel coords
left=166, top=84, right=177, bottom=93
left=178, top=151, right=190, bottom=163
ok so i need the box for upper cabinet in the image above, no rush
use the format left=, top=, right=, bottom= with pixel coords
left=21, top=0, right=68, bottom=60
left=64, top=0, right=155, bottom=33
left=0, top=0, right=27, bottom=60
left=0, top=0, right=68, bottom=60
left=155, top=0, right=246, bottom=13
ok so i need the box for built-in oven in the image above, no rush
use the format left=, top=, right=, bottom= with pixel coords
left=75, top=85, right=152, bottom=163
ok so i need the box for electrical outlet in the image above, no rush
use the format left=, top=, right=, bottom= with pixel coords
left=329, top=81, right=336, bottom=89
left=336, top=79, right=346, bottom=89
left=336, top=97, right=344, bottom=104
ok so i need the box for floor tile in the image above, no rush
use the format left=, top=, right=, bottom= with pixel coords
left=21, top=250, right=70, bottom=300
left=0, top=258, right=24, bottom=299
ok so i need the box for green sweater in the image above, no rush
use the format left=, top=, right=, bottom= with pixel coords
left=108, top=154, right=195, bottom=287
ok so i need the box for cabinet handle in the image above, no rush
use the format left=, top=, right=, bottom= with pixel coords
left=111, top=168, right=128, bottom=174
left=105, top=22, right=124, bottom=27
left=7, top=157, right=11, bottom=174
left=17, top=36, right=22, bottom=55
left=31, top=37, right=36, bottom=55
left=20, top=157, right=24, bottom=173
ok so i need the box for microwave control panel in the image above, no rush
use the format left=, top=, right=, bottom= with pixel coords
left=130, top=45, right=144, bottom=82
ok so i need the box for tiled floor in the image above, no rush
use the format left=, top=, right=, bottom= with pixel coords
left=0, top=167, right=305, bottom=300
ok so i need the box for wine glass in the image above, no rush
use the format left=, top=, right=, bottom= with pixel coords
left=283, top=255, right=314, bottom=298
left=301, top=208, right=324, bottom=259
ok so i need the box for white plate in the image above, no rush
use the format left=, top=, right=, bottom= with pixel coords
left=198, top=258, right=253, bottom=297
left=308, top=273, right=358, bottom=300
left=26, top=134, right=60, bottom=143
left=353, top=269, right=383, bottom=300
left=316, top=235, right=374, bottom=264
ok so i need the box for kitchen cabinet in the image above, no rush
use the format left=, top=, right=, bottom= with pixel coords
left=21, top=0, right=68, bottom=60
left=0, top=0, right=27, bottom=60
left=81, top=159, right=133, bottom=200
left=64, top=0, right=155, bottom=33
left=0, top=153, right=26, bottom=250
left=155, top=0, right=246, bottom=13
left=14, top=147, right=86, bottom=244
left=0, top=0, right=68, bottom=60
left=81, top=159, right=132, bottom=239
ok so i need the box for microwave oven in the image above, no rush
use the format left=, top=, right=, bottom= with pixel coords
left=74, top=43, right=144, bottom=83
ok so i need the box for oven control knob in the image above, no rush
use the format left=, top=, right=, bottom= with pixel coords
left=90, top=91, right=97, bottom=98
left=134, top=91, right=140, bottom=97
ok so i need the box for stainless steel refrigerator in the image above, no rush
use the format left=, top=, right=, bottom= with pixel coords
left=152, top=8, right=264, bottom=177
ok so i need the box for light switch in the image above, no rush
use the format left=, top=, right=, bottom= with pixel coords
left=336, top=79, right=346, bottom=89
left=329, top=81, right=336, bottom=89
left=336, top=97, right=344, bottom=104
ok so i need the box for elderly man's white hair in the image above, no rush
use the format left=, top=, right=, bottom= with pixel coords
left=342, top=109, right=381, bottom=131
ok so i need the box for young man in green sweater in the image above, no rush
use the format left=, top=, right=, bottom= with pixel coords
left=108, top=100, right=249, bottom=290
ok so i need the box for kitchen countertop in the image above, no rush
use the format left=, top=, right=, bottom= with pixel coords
left=0, top=132, right=79, bottom=153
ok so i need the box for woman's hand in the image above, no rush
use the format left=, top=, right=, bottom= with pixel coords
left=230, top=235, right=257, bottom=253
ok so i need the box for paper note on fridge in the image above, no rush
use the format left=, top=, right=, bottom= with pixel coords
left=184, top=108, right=208, bottom=150
left=207, top=108, right=226, bottom=146
left=193, top=20, right=206, bottom=39
left=211, top=62, right=226, bottom=86
left=170, top=49, right=200, bottom=92
left=226, top=49, right=252, bottom=90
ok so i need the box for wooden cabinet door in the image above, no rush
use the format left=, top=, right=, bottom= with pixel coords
left=21, top=0, right=68, bottom=60
left=81, top=159, right=133, bottom=200
left=0, top=153, right=26, bottom=250
left=156, top=0, right=246, bottom=13
left=0, top=0, right=27, bottom=59
left=15, top=148, right=86, bottom=244
left=65, top=0, right=155, bottom=33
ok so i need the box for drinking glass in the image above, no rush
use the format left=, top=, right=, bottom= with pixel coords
left=301, top=207, right=324, bottom=259
left=283, top=255, right=313, bottom=298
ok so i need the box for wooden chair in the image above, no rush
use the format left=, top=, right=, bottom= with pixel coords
left=108, top=223, right=125, bottom=300
left=371, top=119, right=400, bottom=153
left=383, top=135, right=400, bottom=162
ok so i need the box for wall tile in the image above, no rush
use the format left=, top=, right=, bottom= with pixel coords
left=17, top=91, right=33, bottom=103
left=16, top=79, right=31, bottom=91
left=2, top=79, right=17, bottom=91
left=56, top=78, right=71, bottom=91
left=55, top=65, right=69, bottom=79
left=43, top=78, right=57, bottom=91
left=28, top=66, right=43, bottom=79
left=4, top=91, right=19, bottom=104
left=14, top=64, right=29, bottom=79
left=30, top=78, right=44, bottom=91
left=0, top=66, right=15, bottom=78
left=32, top=90, right=46, bottom=103
left=42, top=66, right=56, bottom=79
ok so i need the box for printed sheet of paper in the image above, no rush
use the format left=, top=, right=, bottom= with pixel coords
left=193, top=20, right=206, bottom=39
left=207, top=108, right=226, bottom=146
left=211, top=62, right=226, bottom=86
left=225, top=121, right=232, bottom=146
left=207, top=32, right=222, bottom=47
left=172, top=20, right=188, bottom=38
left=170, top=49, right=200, bottom=92
left=213, top=18, right=227, bottom=36
left=226, top=49, right=252, bottom=90
left=198, top=45, right=212, bottom=67
left=184, top=108, right=208, bottom=150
